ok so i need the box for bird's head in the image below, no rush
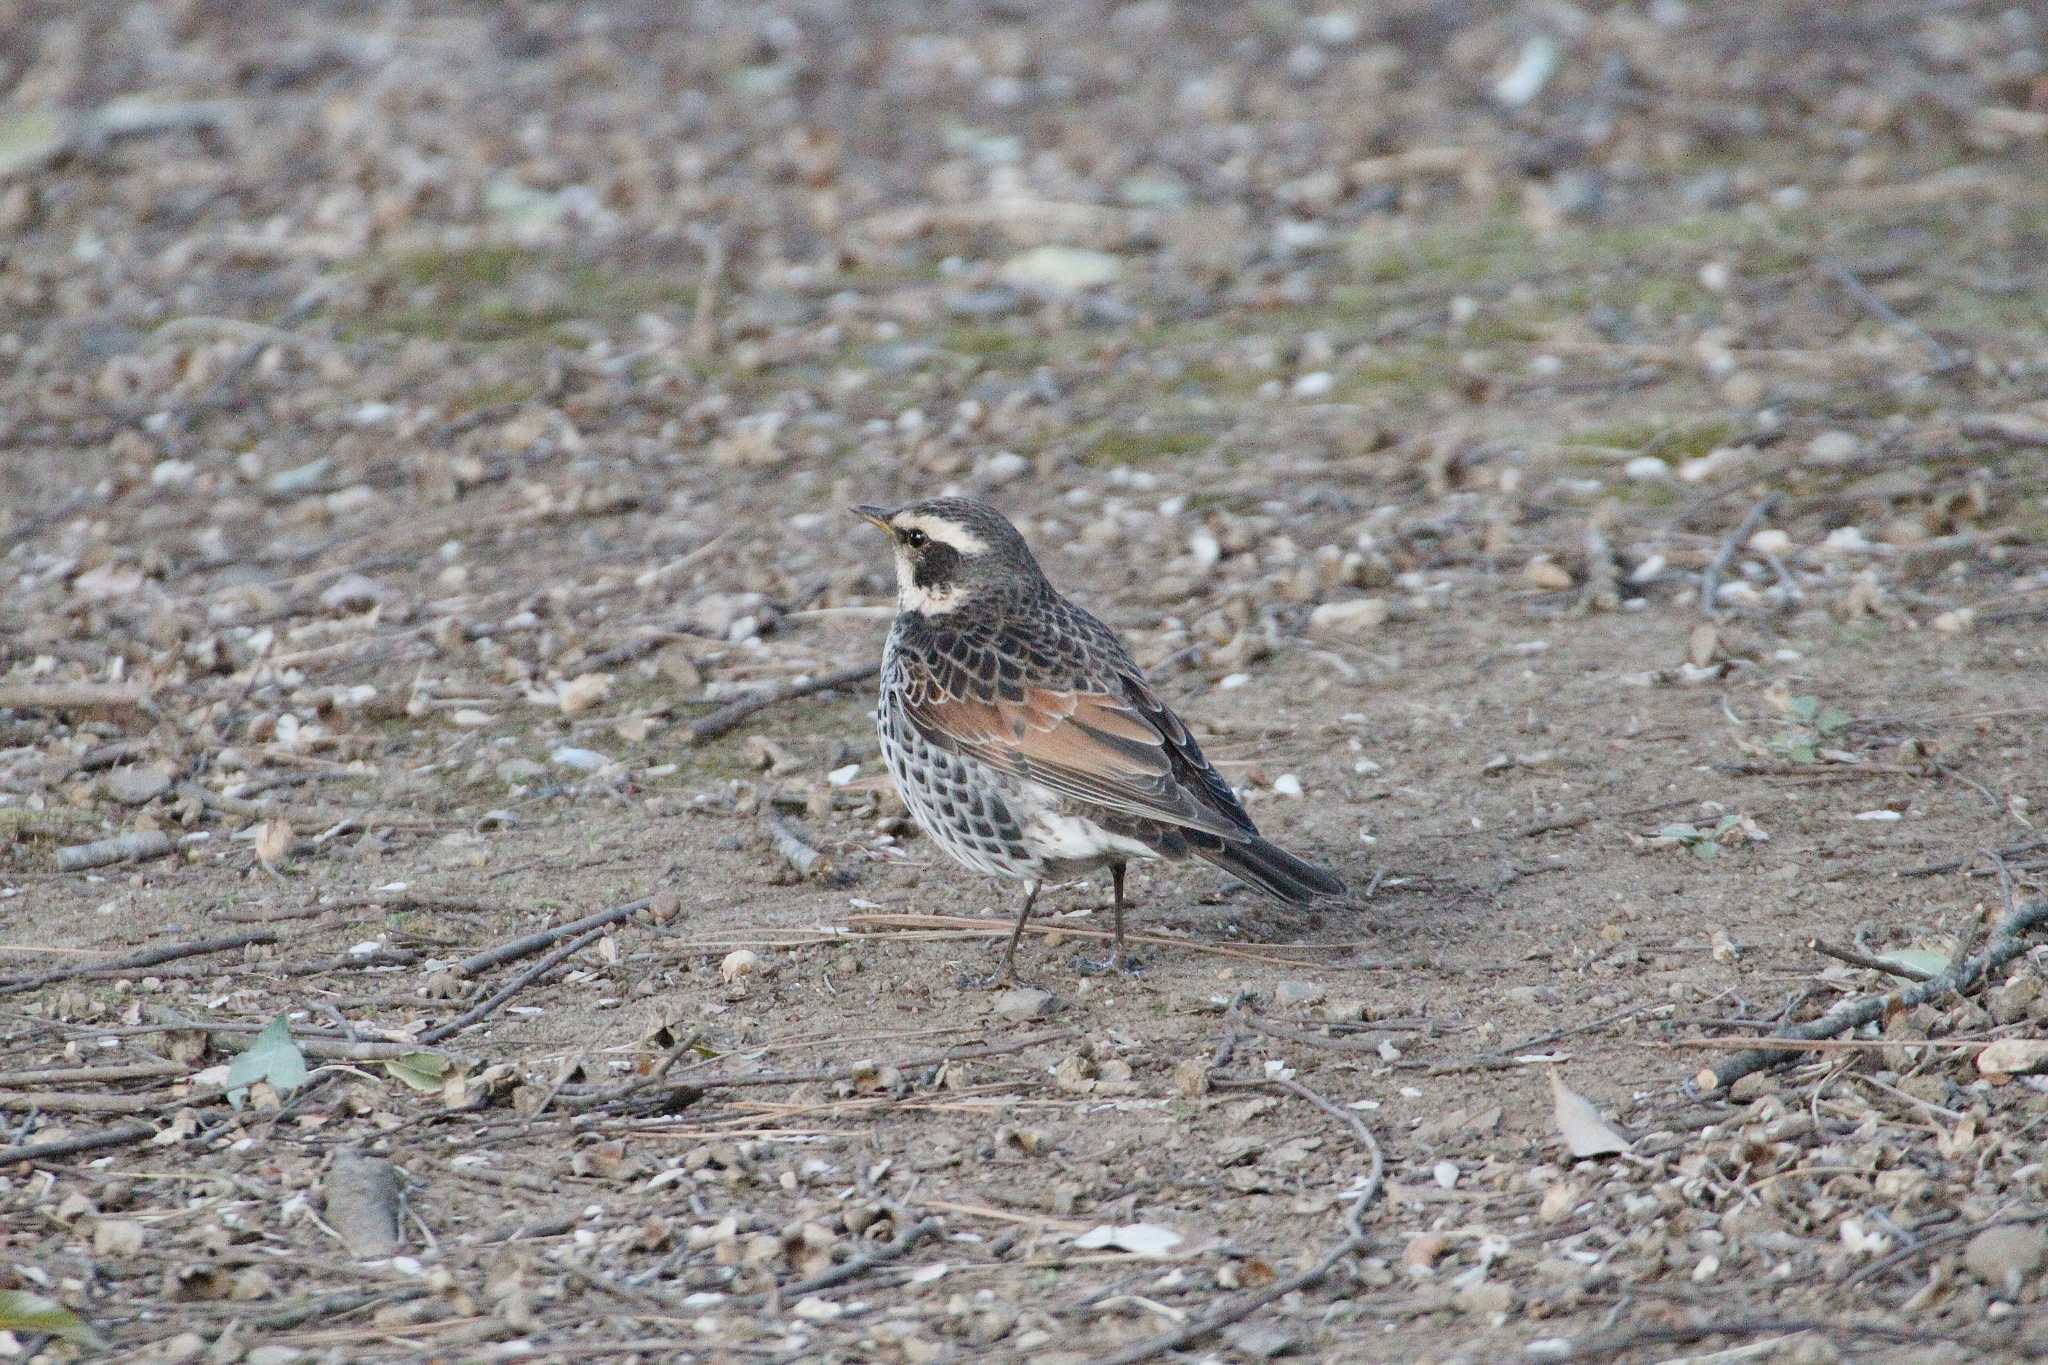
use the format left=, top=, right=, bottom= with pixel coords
left=851, top=497, right=1042, bottom=616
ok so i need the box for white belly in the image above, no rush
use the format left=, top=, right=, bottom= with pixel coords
left=1019, top=806, right=1158, bottom=867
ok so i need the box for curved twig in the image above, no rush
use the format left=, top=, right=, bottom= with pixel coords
left=1689, top=898, right=2048, bottom=1096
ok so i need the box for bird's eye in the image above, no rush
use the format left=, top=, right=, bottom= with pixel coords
left=904, top=529, right=928, bottom=549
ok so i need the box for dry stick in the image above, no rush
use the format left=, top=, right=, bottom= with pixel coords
left=842, top=913, right=1375, bottom=970
left=55, top=829, right=175, bottom=873
left=0, top=1061, right=188, bottom=1086
left=0, top=931, right=277, bottom=995
left=0, top=1085, right=230, bottom=1114
left=1557, top=1314, right=2030, bottom=1363
left=1698, top=494, right=1779, bottom=618
left=1845, top=1210, right=2048, bottom=1288
left=417, top=925, right=611, bottom=1046
left=763, top=812, right=827, bottom=879
left=1427, top=795, right=1697, bottom=842
left=221, top=893, right=500, bottom=924
left=1687, top=897, right=2048, bottom=1096
left=1086, top=1071, right=1384, bottom=1365
left=453, top=897, right=652, bottom=978
left=1816, top=255, right=1964, bottom=373
left=686, top=663, right=880, bottom=745
left=0, top=1121, right=156, bottom=1166
left=576, top=1030, right=1078, bottom=1109
left=0, top=683, right=151, bottom=713
left=744, top=1217, right=941, bottom=1303
left=688, top=229, right=725, bottom=358
left=1900, top=837, right=2048, bottom=879
left=1808, top=938, right=1934, bottom=982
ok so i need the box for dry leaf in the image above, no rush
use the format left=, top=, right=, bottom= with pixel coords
left=1976, top=1038, right=2048, bottom=1079
left=1549, top=1069, right=1631, bottom=1158
left=558, top=672, right=611, bottom=715
left=1074, top=1223, right=1183, bottom=1257
left=253, top=817, right=293, bottom=871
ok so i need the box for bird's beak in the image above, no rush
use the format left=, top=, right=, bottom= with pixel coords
left=851, top=504, right=893, bottom=532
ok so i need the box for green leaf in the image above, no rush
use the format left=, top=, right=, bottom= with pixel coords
left=383, top=1051, right=452, bottom=1093
left=1878, top=949, right=1951, bottom=978
left=1692, top=840, right=1720, bottom=860
left=1817, top=707, right=1850, bottom=736
left=1787, top=695, right=1819, bottom=722
left=0, top=1290, right=105, bottom=1348
left=225, top=1015, right=308, bottom=1110
left=1659, top=823, right=1700, bottom=841
left=1786, top=743, right=1817, bottom=764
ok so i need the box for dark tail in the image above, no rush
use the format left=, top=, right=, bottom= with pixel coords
left=1198, top=835, right=1346, bottom=904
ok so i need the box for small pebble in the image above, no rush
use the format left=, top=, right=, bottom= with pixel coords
left=992, top=988, right=1056, bottom=1020
left=1273, top=980, right=1323, bottom=1008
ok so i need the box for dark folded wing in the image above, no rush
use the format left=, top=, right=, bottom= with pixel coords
left=896, top=659, right=1256, bottom=840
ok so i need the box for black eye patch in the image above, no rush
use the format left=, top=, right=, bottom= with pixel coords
left=912, top=542, right=962, bottom=590
left=902, top=529, right=928, bottom=549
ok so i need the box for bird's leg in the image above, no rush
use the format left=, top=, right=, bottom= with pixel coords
left=968, top=881, right=1040, bottom=990
left=1075, top=861, right=1141, bottom=975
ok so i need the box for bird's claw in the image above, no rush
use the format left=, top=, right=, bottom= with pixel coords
left=1072, top=951, right=1143, bottom=977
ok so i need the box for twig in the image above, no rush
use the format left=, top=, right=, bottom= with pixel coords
left=763, top=813, right=830, bottom=880
left=742, top=1217, right=941, bottom=1302
left=1816, top=255, right=1964, bottom=373
left=1555, top=1313, right=2031, bottom=1362
left=165, top=284, right=332, bottom=437
left=1423, top=796, right=1699, bottom=842
left=1699, top=495, right=1778, bottom=618
left=417, top=925, right=612, bottom=1045
left=246, top=1286, right=431, bottom=1332
left=454, top=897, right=653, bottom=978
left=0, top=490, right=101, bottom=554
left=1845, top=1210, right=2048, bottom=1288
left=689, top=229, right=725, bottom=358
left=1687, top=897, right=2048, bottom=1095
left=1808, top=938, right=1934, bottom=982
left=0, top=931, right=277, bottom=994
left=580, top=1030, right=1077, bottom=1106
left=218, top=893, right=498, bottom=924
left=686, top=664, right=880, bottom=744
left=842, top=913, right=1398, bottom=969
left=1899, top=837, right=2048, bottom=879
left=0, top=1061, right=188, bottom=1086
left=0, top=1086, right=230, bottom=1114
left=0, top=683, right=152, bottom=714
left=1086, top=1069, right=1383, bottom=1365
left=55, top=829, right=175, bottom=873
left=0, top=1121, right=156, bottom=1166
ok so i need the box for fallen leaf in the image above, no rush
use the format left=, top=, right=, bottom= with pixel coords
left=226, top=1015, right=308, bottom=1109
left=1880, top=949, right=1951, bottom=978
left=383, top=1052, right=452, bottom=1093
left=1549, top=1069, right=1631, bottom=1158
left=254, top=816, right=293, bottom=871
left=558, top=672, right=611, bottom=716
left=1074, top=1223, right=1183, bottom=1257
left=1976, top=1038, right=2048, bottom=1078
left=0, top=1290, right=104, bottom=1348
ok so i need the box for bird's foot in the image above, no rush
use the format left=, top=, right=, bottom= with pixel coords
left=1072, top=950, right=1143, bottom=977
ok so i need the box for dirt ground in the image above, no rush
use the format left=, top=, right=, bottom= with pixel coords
left=3, top=1, right=2048, bottom=1361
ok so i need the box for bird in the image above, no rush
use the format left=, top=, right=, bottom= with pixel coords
left=853, top=496, right=1345, bottom=985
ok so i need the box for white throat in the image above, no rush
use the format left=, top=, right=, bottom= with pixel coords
left=895, top=556, right=965, bottom=615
